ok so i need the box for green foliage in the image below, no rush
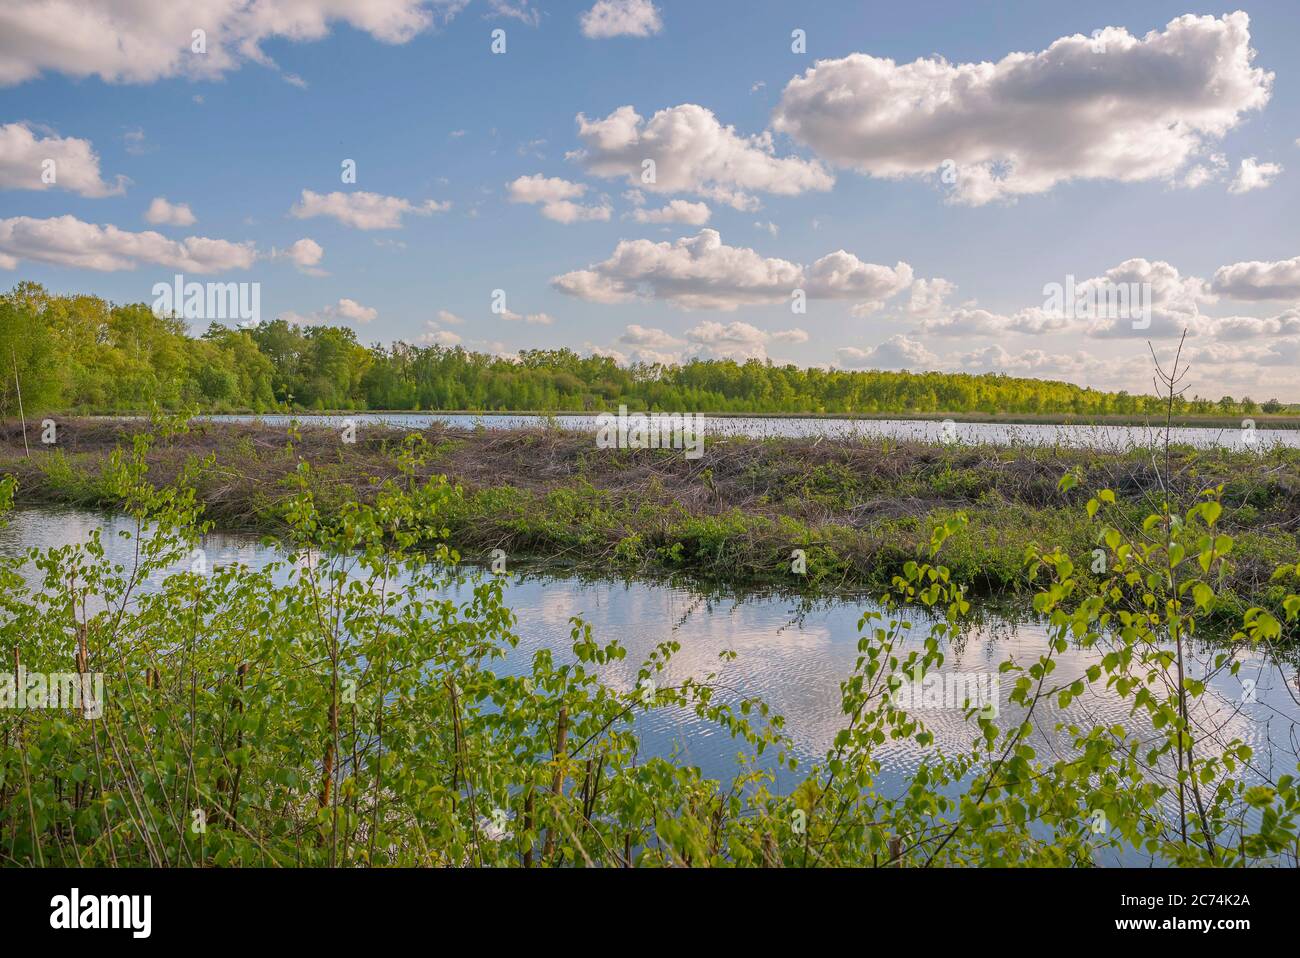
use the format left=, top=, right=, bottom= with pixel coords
left=6, top=282, right=1280, bottom=417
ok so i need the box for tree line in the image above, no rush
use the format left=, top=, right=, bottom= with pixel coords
left=1, top=283, right=1290, bottom=417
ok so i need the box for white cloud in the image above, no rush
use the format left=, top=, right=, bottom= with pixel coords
left=485, top=0, right=541, bottom=26
left=1189, top=336, right=1300, bottom=368
left=0, top=0, right=475, bottom=86
left=507, top=174, right=611, bottom=223
left=580, top=0, right=662, bottom=39
left=419, top=320, right=462, bottom=346
left=143, top=196, right=196, bottom=227
left=334, top=298, right=377, bottom=323
left=437, top=309, right=465, bottom=325
left=572, top=104, right=834, bottom=209
left=0, top=122, right=126, bottom=196
left=1180, top=152, right=1228, bottom=189
left=631, top=199, right=710, bottom=225
left=949, top=345, right=1115, bottom=379
left=1081, top=259, right=1213, bottom=338
left=290, top=190, right=450, bottom=230
left=773, top=13, right=1272, bottom=205
left=905, top=260, right=1218, bottom=341
left=619, top=324, right=683, bottom=348
left=422, top=328, right=462, bottom=346
left=500, top=309, right=555, bottom=325
left=1228, top=156, right=1282, bottom=194
left=283, top=298, right=378, bottom=326
left=879, top=256, right=1300, bottom=364
left=906, top=277, right=956, bottom=316
left=1213, top=255, right=1300, bottom=300
left=916, top=306, right=1070, bottom=338
left=837, top=336, right=937, bottom=370
left=273, top=238, right=326, bottom=276
left=684, top=320, right=806, bottom=360
left=804, top=250, right=913, bottom=301
left=1204, top=309, right=1300, bottom=340
left=0, top=214, right=255, bottom=273
left=552, top=229, right=913, bottom=312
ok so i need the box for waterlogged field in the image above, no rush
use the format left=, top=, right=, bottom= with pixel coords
left=0, top=421, right=1298, bottom=868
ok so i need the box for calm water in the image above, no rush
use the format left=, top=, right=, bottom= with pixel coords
left=200, top=412, right=1300, bottom=451
left=4, top=507, right=1298, bottom=863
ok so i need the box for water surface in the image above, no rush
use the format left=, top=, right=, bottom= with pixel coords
left=4, top=507, right=1297, bottom=864
left=200, top=412, right=1300, bottom=451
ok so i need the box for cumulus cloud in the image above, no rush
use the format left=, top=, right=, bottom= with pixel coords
left=552, top=228, right=912, bottom=311
left=804, top=250, right=913, bottom=301
left=837, top=335, right=937, bottom=370
left=0, top=0, right=481, bottom=86
left=507, top=174, right=611, bottom=223
left=421, top=328, right=462, bottom=346
left=0, top=214, right=255, bottom=273
left=143, top=197, right=196, bottom=227
left=630, top=199, right=710, bottom=225
left=1213, top=255, right=1300, bottom=301
left=772, top=12, right=1273, bottom=205
left=272, top=238, right=326, bottom=276
left=896, top=254, right=1300, bottom=359
left=418, top=315, right=463, bottom=346
left=906, top=277, right=956, bottom=316
left=949, top=344, right=1119, bottom=379
left=290, top=190, right=450, bottom=230
left=916, top=305, right=1070, bottom=338
left=1228, top=156, right=1282, bottom=194
left=283, top=298, right=378, bottom=326
left=0, top=122, right=127, bottom=196
left=619, top=324, right=683, bottom=348
left=685, top=320, right=807, bottom=360
left=913, top=260, right=1214, bottom=340
left=1203, top=309, right=1300, bottom=340
left=571, top=104, right=834, bottom=210
left=1079, top=259, right=1213, bottom=338
left=553, top=229, right=800, bottom=309
left=1189, top=336, right=1300, bottom=368
left=580, top=0, right=662, bottom=39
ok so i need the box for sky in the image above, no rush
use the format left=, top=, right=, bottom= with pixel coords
left=2, top=0, right=1299, bottom=401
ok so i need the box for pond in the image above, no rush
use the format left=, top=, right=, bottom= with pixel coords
left=3, top=506, right=1297, bottom=864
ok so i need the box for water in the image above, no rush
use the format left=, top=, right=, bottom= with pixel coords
left=197, top=412, right=1300, bottom=451
left=4, top=507, right=1298, bottom=863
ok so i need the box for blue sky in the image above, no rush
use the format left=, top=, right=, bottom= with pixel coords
left=2, top=1, right=1299, bottom=399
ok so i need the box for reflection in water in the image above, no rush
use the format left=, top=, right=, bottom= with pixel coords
left=197, top=412, right=1300, bottom=451
left=3, top=507, right=1298, bottom=864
